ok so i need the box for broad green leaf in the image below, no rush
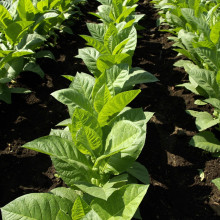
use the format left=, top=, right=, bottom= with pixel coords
left=110, top=0, right=123, bottom=21
left=97, top=120, right=141, bottom=173
left=195, top=47, right=218, bottom=72
left=37, top=0, right=49, bottom=12
left=116, top=5, right=137, bottom=23
left=81, top=210, right=101, bottom=220
left=112, top=38, right=130, bottom=55
left=50, top=129, right=72, bottom=142
left=72, top=197, right=91, bottom=220
left=127, top=162, right=150, bottom=184
left=74, top=175, right=128, bottom=201
left=74, top=182, right=118, bottom=201
left=94, top=84, right=112, bottom=113
left=187, top=68, right=220, bottom=99
left=17, top=0, right=36, bottom=21
left=12, top=49, right=34, bottom=58
left=56, top=118, right=72, bottom=126
left=1, top=193, right=73, bottom=220
left=96, top=53, right=131, bottom=77
left=104, top=63, right=130, bottom=96
left=91, top=184, right=148, bottom=220
left=56, top=210, right=72, bottom=220
left=4, top=21, right=35, bottom=45
left=110, top=107, right=149, bottom=129
left=22, top=136, right=93, bottom=183
left=98, top=89, right=141, bottom=126
left=212, top=178, right=220, bottom=190
left=0, top=4, right=12, bottom=29
left=119, top=25, right=137, bottom=55
left=69, top=72, right=95, bottom=101
left=124, top=67, right=158, bottom=89
left=210, top=21, right=220, bottom=44
left=81, top=35, right=110, bottom=54
left=70, top=108, right=102, bottom=139
left=204, top=98, right=220, bottom=110
left=3, top=57, right=24, bottom=80
left=76, top=47, right=100, bottom=77
left=186, top=110, right=219, bottom=131
left=51, top=187, right=79, bottom=203
left=17, top=33, right=46, bottom=50
left=23, top=62, right=45, bottom=78
left=190, top=131, right=220, bottom=153
left=36, top=50, right=55, bottom=59
left=87, top=23, right=105, bottom=43
left=76, top=126, right=102, bottom=156
left=97, top=0, right=111, bottom=5
left=104, top=23, right=118, bottom=45
left=51, top=88, right=94, bottom=116
left=0, top=50, right=13, bottom=57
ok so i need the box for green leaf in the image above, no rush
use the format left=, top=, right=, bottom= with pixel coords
left=124, top=67, right=158, bottom=88
left=127, top=162, right=150, bottom=184
left=17, top=33, right=46, bottom=50
left=81, top=35, right=110, bottom=54
left=36, top=50, right=55, bottom=59
left=116, top=5, right=137, bottom=23
left=69, top=72, right=95, bottom=101
left=96, top=120, right=141, bottom=173
left=94, top=84, right=112, bottom=113
left=104, top=64, right=130, bottom=95
left=0, top=4, right=12, bottom=29
left=17, top=0, right=37, bottom=21
left=204, top=98, right=220, bottom=110
left=76, top=47, right=100, bottom=77
left=190, top=131, right=220, bottom=153
left=56, top=210, right=72, bottom=220
left=187, top=68, right=220, bottom=99
left=118, top=25, right=137, bottom=55
left=212, top=178, right=220, bottom=190
left=96, top=53, right=131, bottom=74
left=112, top=38, right=130, bottom=55
left=1, top=192, right=73, bottom=220
left=4, top=21, right=35, bottom=45
left=51, top=187, right=79, bottom=203
left=22, top=136, right=93, bottom=184
left=70, top=108, right=102, bottom=140
left=91, top=184, right=148, bottom=220
left=23, top=62, right=45, bottom=78
left=74, top=174, right=127, bottom=200
left=186, top=110, right=219, bottom=131
left=195, top=47, right=218, bottom=72
left=72, top=197, right=91, bottom=220
left=50, top=129, right=73, bottom=142
left=3, top=56, right=24, bottom=80
left=76, top=126, right=102, bottom=156
left=81, top=210, right=101, bottom=220
left=98, top=89, right=141, bottom=126
left=104, top=23, right=118, bottom=45
left=210, top=21, right=220, bottom=44
left=87, top=23, right=105, bottom=43
left=51, top=88, right=94, bottom=117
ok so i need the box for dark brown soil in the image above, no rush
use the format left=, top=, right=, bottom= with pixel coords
left=1, top=0, right=220, bottom=219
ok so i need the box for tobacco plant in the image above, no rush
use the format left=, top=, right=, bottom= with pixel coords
left=1, top=0, right=156, bottom=219
left=0, top=0, right=86, bottom=103
left=152, top=1, right=220, bottom=160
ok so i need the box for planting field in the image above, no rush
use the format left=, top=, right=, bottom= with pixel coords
left=1, top=0, right=220, bottom=219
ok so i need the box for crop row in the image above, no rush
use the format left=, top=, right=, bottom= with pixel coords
left=1, top=0, right=158, bottom=219
left=151, top=0, right=220, bottom=188
left=0, top=0, right=85, bottom=104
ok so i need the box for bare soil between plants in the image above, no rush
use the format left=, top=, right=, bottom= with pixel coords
left=1, top=1, right=220, bottom=219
